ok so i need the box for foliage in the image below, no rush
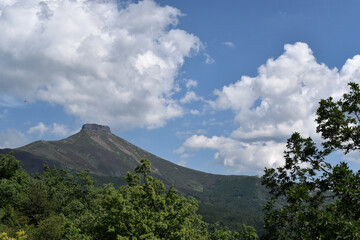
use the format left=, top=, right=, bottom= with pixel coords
left=0, top=153, right=20, bottom=179
left=33, top=215, right=64, bottom=240
left=198, top=176, right=268, bottom=235
left=92, top=159, right=208, bottom=239
left=262, top=82, right=360, bottom=239
left=198, top=203, right=264, bottom=236
left=0, top=155, right=257, bottom=239
left=209, top=223, right=258, bottom=240
left=0, top=231, right=27, bottom=240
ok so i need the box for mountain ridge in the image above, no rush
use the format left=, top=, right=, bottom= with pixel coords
left=0, top=123, right=268, bottom=233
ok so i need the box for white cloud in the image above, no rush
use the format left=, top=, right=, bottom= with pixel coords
left=181, top=79, right=201, bottom=105
left=177, top=135, right=285, bottom=172
left=211, top=42, right=351, bottom=142
left=179, top=42, right=360, bottom=173
left=51, top=123, right=70, bottom=137
left=0, top=129, right=29, bottom=148
left=0, top=0, right=201, bottom=130
left=223, top=41, right=235, bottom=48
left=342, top=151, right=360, bottom=163
left=185, top=79, right=198, bottom=89
left=204, top=53, right=215, bottom=64
left=27, top=122, right=49, bottom=137
left=180, top=91, right=201, bottom=104
left=27, top=122, right=70, bottom=137
left=189, top=109, right=201, bottom=115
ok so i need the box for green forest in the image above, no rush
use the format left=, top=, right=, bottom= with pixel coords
left=2, top=82, right=360, bottom=239
left=0, top=156, right=257, bottom=240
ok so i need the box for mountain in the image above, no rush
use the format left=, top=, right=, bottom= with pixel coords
left=0, top=124, right=268, bottom=233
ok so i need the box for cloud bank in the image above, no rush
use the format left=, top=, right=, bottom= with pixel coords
left=178, top=42, right=360, bottom=173
left=0, top=0, right=201, bottom=129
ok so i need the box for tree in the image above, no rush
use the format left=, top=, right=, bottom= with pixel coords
left=262, top=82, right=360, bottom=239
left=0, top=153, right=20, bottom=179
left=92, top=158, right=208, bottom=240
left=34, top=215, right=64, bottom=240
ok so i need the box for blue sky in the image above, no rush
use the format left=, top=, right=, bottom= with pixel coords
left=1, top=0, right=360, bottom=175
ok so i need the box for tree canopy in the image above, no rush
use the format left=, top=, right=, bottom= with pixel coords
left=0, top=155, right=257, bottom=239
left=262, top=82, right=360, bottom=239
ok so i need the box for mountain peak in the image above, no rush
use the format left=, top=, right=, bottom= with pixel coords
left=81, top=124, right=111, bottom=134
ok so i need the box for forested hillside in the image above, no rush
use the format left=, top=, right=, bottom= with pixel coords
left=0, top=154, right=257, bottom=239
left=0, top=123, right=269, bottom=235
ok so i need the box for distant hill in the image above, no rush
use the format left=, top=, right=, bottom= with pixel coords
left=0, top=123, right=268, bottom=234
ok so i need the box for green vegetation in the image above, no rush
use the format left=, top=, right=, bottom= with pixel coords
left=1, top=125, right=268, bottom=235
left=197, top=176, right=267, bottom=236
left=0, top=155, right=257, bottom=239
left=262, top=82, right=360, bottom=239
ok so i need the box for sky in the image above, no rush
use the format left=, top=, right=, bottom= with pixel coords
left=1, top=0, right=360, bottom=175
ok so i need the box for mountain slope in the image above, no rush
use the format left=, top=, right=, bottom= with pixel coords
left=0, top=124, right=268, bottom=233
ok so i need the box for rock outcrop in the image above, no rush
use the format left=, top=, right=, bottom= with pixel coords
left=81, top=123, right=111, bottom=134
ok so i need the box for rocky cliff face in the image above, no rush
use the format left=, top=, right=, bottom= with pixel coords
left=81, top=124, right=111, bottom=133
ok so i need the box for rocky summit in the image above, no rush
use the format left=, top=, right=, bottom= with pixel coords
left=81, top=123, right=111, bottom=133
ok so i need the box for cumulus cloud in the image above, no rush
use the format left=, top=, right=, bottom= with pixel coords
left=27, top=122, right=49, bottom=137
left=181, top=79, right=202, bottom=105
left=0, top=129, right=29, bottom=148
left=176, top=135, right=285, bottom=172
left=178, top=42, right=360, bottom=173
left=0, top=0, right=201, bottom=129
left=180, top=91, right=202, bottom=104
left=27, top=122, right=70, bottom=137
